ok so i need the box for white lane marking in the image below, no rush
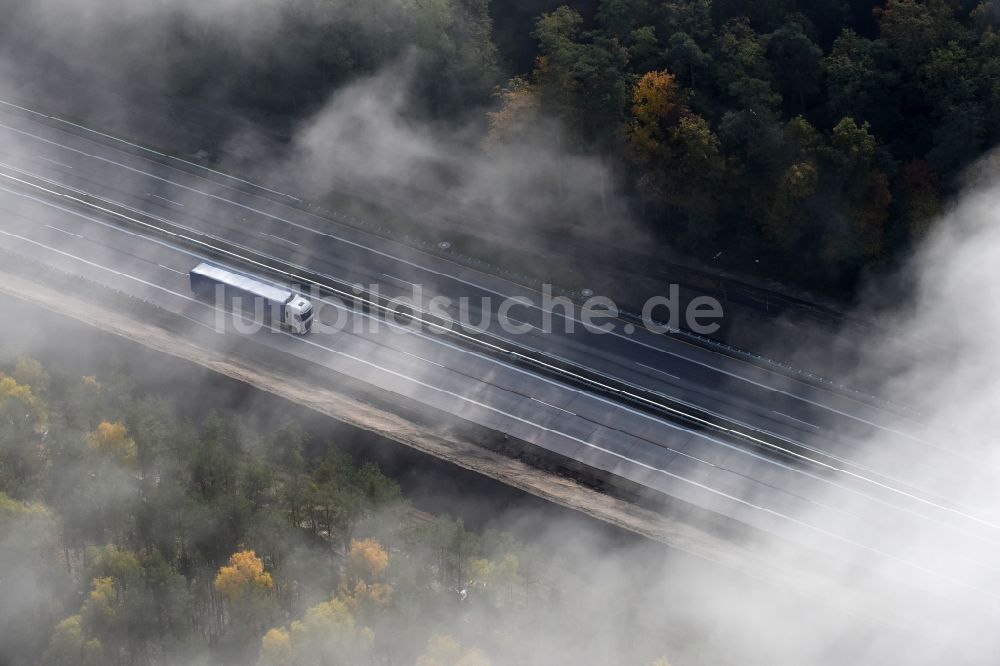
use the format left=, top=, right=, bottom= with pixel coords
left=0, top=119, right=922, bottom=437
left=6, top=161, right=1000, bottom=540
left=5, top=136, right=1000, bottom=600
left=158, top=264, right=186, bottom=275
left=0, top=98, right=300, bottom=201
left=6, top=226, right=989, bottom=589
left=636, top=362, right=680, bottom=380
left=0, top=173, right=973, bottom=501
left=532, top=398, right=576, bottom=416
left=0, top=168, right=66, bottom=198
left=0, top=114, right=925, bottom=436
left=0, top=229, right=674, bottom=489
left=79, top=148, right=898, bottom=438
left=506, top=317, right=537, bottom=331
left=773, top=410, right=820, bottom=430
left=44, top=224, right=81, bottom=238
left=259, top=231, right=299, bottom=247
left=0, top=100, right=50, bottom=118
left=5, top=193, right=1000, bottom=553
left=0, top=187, right=865, bottom=490
left=659, top=346, right=944, bottom=447
left=0, top=227, right=926, bottom=565
left=148, top=193, right=184, bottom=207
left=381, top=273, right=414, bottom=287
left=305, top=299, right=841, bottom=514
left=0, top=122, right=94, bottom=158
left=37, top=155, right=74, bottom=169
left=0, top=174, right=986, bottom=526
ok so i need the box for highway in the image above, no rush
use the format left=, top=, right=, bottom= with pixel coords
left=0, top=104, right=954, bottom=456
left=0, top=98, right=997, bottom=607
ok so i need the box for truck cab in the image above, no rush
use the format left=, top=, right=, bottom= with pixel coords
left=286, top=296, right=313, bottom=334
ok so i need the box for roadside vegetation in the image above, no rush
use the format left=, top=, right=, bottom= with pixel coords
left=0, top=353, right=680, bottom=665
left=4, top=1, right=997, bottom=296
left=491, top=0, right=1000, bottom=290
left=193, top=0, right=1000, bottom=292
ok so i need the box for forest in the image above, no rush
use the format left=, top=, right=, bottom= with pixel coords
left=0, top=349, right=686, bottom=665
left=2, top=0, right=997, bottom=294
left=0, top=0, right=1000, bottom=296
left=499, top=0, right=1000, bottom=290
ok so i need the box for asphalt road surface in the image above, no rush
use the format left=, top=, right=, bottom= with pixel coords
left=0, top=98, right=997, bottom=609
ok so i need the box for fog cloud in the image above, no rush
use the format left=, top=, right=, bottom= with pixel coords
left=2, top=0, right=1000, bottom=664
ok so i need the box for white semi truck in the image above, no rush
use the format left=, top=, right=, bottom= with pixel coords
left=189, top=262, right=314, bottom=334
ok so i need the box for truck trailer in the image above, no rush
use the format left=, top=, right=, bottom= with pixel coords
left=189, top=262, right=314, bottom=334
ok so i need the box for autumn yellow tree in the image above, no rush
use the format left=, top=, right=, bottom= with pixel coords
left=0, top=372, right=48, bottom=490
left=340, top=538, right=392, bottom=621
left=40, top=615, right=104, bottom=666
left=347, top=538, right=389, bottom=581
left=81, top=577, right=118, bottom=636
left=0, top=491, right=51, bottom=520
left=73, top=573, right=147, bottom=662
left=627, top=70, right=723, bottom=214
left=260, top=627, right=292, bottom=666
left=86, top=422, right=137, bottom=468
left=0, top=372, right=44, bottom=425
left=486, top=77, right=539, bottom=148
left=215, top=550, right=274, bottom=601
left=12, top=357, right=49, bottom=395
left=215, top=549, right=276, bottom=637
left=628, top=70, right=684, bottom=165
left=257, top=598, right=373, bottom=666
left=289, top=599, right=365, bottom=655
left=416, top=635, right=492, bottom=666
left=340, top=579, right=392, bottom=615
left=0, top=492, right=56, bottom=571
left=417, top=635, right=462, bottom=666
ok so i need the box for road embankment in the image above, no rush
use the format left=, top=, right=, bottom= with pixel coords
left=0, top=254, right=725, bottom=549
left=0, top=252, right=924, bottom=632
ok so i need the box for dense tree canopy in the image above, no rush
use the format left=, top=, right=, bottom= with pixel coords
left=0, top=353, right=682, bottom=665
left=486, top=0, right=1000, bottom=291
left=2, top=0, right=994, bottom=294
